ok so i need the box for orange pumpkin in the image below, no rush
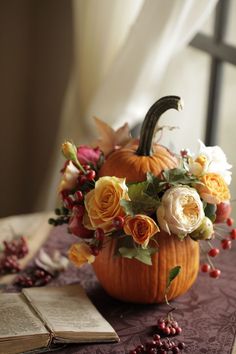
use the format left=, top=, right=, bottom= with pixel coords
left=93, top=230, right=199, bottom=303
left=99, top=96, right=182, bottom=182
left=93, top=96, right=199, bottom=303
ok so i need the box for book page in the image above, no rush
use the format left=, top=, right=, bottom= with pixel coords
left=23, top=284, right=119, bottom=342
left=0, top=293, right=49, bottom=338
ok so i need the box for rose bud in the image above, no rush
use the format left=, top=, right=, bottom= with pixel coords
left=190, top=216, right=214, bottom=240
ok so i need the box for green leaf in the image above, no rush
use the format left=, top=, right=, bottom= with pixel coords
left=167, top=266, right=181, bottom=289
left=204, top=203, right=217, bottom=221
left=121, top=178, right=160, bottom=216
left=127, top=180, right=149, bottom=199
left=162, top=168, right=200, bottom=186
left=118, top=247, right=138, bottom=259
left=134, top=247, right=157, bottom=265
left=120, top=198, right=159, bottom=216
left=118, top=246, right=158, bottom=266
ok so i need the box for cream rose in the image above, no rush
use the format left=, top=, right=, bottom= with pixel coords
left=84, top=176, right=129, bottom=232
left=156, top=186, right=204, bottom=236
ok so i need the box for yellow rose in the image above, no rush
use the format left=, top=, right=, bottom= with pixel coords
left=124, top=214, right=160, bottom=246
left=156, top=186, right=204, bottom=235
left=84, top=176, right=129, bottom=232
left=68, top=243, right=95, bottom=268
left=197, top=173, right=230, bottom=204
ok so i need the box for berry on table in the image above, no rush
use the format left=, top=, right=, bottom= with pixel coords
left=209, top=268, right=221, bottom=278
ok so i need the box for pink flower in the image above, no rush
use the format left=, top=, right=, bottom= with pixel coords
left=77, top=145, right=101, bottom=166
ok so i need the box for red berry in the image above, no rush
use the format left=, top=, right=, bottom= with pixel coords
left=178, top=342, right=186, bottom=350
left=72, top=205, right=85, bottom=218
left=175, top=327, right=182, bottom=335
left=201, top=263, right=210, bottom=272
left=209, top=269, right=221, bottom=278
left=153, top=334, right=161, bottom=341
left=86, top=170, right=96, bottom=181
left=208, top=248, right=220, bottom=257
left=60, top=189, right=70, bottom=200
left=163, top=326, right=171, bottom=335
left=158, top=322, right=166, bottom=330
left=74, top=190, right=84, bottom=202
left=83, top=164, right=91, bottom=171
left=112, top=216, right=125, bottom=230
left=180, top=149, right=188, bottom=157
left=78, top=175, right=87, bottom=185
left=63, top=196, right=74, bottom=209
left=230, top=229, right=236, bottom=240
left=215, top=202, right=232, bottom=223
left=90, top=246, right=99, bottom=256
left=170, top=327, right=176, bottom=335
left=227, top=218, right=234, bottom=226
left=221, top=239, right=232, bottom=250
left=94, top=228, right=105, bottom=242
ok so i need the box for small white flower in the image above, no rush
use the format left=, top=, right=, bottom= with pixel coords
left=189, top=140, right=232, bottom=185
left=35, top=249, right=69, bottom=275
left=58, top=161, right=80, bottom=193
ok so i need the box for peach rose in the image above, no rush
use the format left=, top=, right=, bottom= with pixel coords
left=84, top=176, right=129, bottom=232
left=68, top=243, right=95, bottom=268
left=197, top=173, right=230, bottom=204
left=124, top=214, right=160, bottom=246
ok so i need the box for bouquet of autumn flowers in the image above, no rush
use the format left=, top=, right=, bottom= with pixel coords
left=50, top=111, right=234, bottom=279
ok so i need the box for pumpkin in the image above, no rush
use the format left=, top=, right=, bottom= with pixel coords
left=98, top=96, right=182, bottom=182
left=93, top=96, right=199, bottom=303
left=93, top=230, right=199, bottom=303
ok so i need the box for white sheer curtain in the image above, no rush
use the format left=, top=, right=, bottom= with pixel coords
left=43, top=0, right=218, bottom=210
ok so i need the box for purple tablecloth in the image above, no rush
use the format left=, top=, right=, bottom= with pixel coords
left=7, top=225, right=236, bottom=354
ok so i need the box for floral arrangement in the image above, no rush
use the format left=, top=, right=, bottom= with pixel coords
left=50, top=110, right=235, bottom=279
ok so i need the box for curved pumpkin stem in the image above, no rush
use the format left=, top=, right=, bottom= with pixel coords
left=136, top=96, right=183, bottom=156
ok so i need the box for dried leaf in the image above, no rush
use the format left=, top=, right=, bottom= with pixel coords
left=91, top=117, right=132, bottom=156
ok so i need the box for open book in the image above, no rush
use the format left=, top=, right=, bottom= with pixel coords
left=0, top=284, right=119, bottom=354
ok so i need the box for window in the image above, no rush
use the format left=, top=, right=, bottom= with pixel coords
left=190, top=0, right=236, bottom=215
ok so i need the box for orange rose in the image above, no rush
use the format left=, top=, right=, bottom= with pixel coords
left=84, top=176, right=129, bottom=232
left=124, top=214, right=160, bottom=246
left=68, top=243, right=95, bottom=268
left=197, top=173, right=230, bottom=204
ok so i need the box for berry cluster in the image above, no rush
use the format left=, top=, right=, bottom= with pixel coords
left=129, top=330, right=185, bottom=354
left=200, top=219, right=236, bottom=279
left=15, top=268, right=53, bottom=288
left=49, top=164, right=97, bottom=226
left=157, top=318, right=182, bottom=336
left=0, top=237, right=28, bottom=275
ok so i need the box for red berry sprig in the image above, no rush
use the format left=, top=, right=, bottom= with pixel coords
left=0, top=236, right=29, bottom=275
left=128, top=325, right=186, bottom=353
left=15, top=267, right=53, bottom=288
left=157, top=317, right=182, bottom=337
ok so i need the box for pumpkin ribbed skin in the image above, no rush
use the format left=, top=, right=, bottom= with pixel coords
left=98, top=143, right=178, bottom=182
left=92, top=231, right=199, bottom=303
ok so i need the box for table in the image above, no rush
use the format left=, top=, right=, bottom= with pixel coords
left=2, top=213, right=236, bottom=354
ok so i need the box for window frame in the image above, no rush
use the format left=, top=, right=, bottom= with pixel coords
left=190, top=0, right=236, bottom=145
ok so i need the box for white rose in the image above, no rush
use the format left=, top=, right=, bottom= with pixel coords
left=189, top=140, right=232, bottom=185
left=157, top=186, right=204, bottom=236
